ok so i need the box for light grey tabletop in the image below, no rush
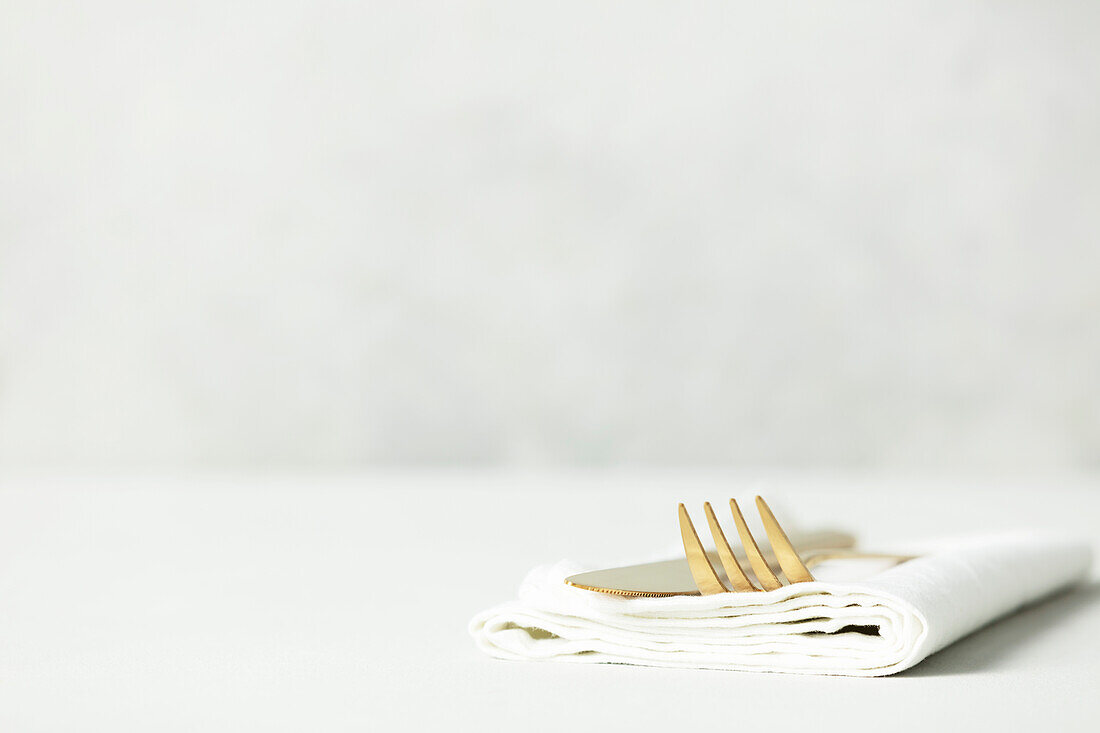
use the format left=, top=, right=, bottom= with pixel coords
left=0, top=472, right=1097, bottom=731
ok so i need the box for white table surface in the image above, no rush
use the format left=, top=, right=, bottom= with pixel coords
left=0, top=472, right=1097, bottom=731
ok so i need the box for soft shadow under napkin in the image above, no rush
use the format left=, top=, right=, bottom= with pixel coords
left=469, top=532, right=1091, bottom=676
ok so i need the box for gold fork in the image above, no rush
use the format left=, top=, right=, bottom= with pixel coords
left=565, top=496, right=912, bottom=597
left=680, top=496, right=814, bottom=594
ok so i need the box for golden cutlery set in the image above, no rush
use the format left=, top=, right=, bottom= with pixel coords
left=565, top=496, right=914, bottom=598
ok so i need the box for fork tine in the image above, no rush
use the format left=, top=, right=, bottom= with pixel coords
left=729, top=498, right=782, bottom=590
left=755, top=496, right=815, bottom=583
left=678, top=504, right=727, bottom=595
left=703, top=502, right=759, bottom=592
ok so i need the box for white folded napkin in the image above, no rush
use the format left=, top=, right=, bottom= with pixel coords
left=470, top=532, right=1091, bottom=676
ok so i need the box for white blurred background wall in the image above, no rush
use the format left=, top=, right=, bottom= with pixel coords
left=1, top=1, right=1097, bottom=472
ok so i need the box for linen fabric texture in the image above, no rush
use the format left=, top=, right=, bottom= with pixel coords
left=470, top=532, right=1090, bottom=676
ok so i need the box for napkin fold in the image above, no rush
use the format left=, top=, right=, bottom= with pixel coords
left=469, top=532, right=1091, bottom=676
